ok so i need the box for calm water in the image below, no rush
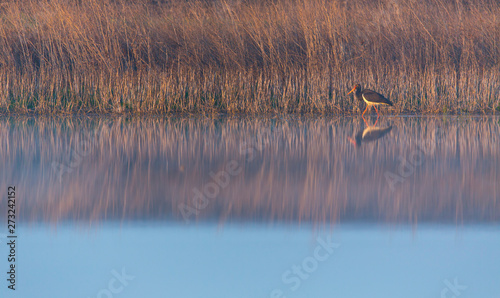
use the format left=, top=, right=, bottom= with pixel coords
left=0, top=115, right=499, bottom=297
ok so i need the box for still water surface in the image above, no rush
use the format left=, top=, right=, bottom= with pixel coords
left=0, top=115, right=499, bottom=297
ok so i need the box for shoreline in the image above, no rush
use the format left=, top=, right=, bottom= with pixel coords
left=1, top=111, right=499, bottom=117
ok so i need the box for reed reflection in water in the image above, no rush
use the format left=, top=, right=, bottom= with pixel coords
left=0, top=115, right=498, bottom=224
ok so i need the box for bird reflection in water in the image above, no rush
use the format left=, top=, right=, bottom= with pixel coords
left=348, top=117, right=393, bottom=148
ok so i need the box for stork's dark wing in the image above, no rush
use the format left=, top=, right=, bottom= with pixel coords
left=362, top=89, right=393, bottom=106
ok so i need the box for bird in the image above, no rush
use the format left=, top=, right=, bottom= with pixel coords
left=348, top=125, right=393, bottom=148
left=347, top=84, right=393, bottom=117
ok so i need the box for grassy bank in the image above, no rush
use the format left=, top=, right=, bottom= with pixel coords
left=0, top=0, right=499, bottom=114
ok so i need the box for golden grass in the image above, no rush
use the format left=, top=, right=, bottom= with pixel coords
left=0, top=0, right=499, bottom=114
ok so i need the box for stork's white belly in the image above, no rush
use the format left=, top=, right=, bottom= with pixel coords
left=362, top=94, right=389, bottom=106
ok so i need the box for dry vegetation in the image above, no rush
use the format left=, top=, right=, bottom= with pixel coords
left=0, top=0, right=499, bottom=114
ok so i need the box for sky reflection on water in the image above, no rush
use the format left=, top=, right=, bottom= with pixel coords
left=0, top=115, right=499, bottom=298
left=1, top=224, right=499, bottom=298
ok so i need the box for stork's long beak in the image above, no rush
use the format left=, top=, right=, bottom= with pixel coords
left=347, top=86, right=356, bottom=95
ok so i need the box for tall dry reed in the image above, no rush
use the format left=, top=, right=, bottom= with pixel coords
left=0, top=0, right=499, bottom=113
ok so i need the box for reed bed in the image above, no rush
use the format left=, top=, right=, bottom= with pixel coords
left=0, top=0, right=499, bottom=114
left=0, top=115, right=498, bottom=224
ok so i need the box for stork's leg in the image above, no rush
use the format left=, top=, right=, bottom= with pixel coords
left=362, top=115, right=369, bottom=126
left=361, top=105, right=369, bottom=117
left=373, top=105, right=380, bottom=116
left=374, top=114, right=379, bottom=126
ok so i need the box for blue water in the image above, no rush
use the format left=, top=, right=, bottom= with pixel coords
left=0, top=115, right=499, bottom=297
left=1, top=223, right=499, bottom=298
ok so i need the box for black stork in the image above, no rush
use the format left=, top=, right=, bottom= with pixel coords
left=347, top=84, right=393, bottom=117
